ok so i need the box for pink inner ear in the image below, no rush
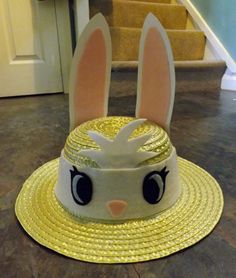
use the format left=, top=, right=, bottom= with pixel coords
left=139, top=27, right=171, bottom=129
left=74, top=28, right=107, bottom=126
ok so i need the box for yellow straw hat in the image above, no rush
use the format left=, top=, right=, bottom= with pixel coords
left=15, top=14, right=223, bottom=263
left=15, top=117, right=223, bottom=263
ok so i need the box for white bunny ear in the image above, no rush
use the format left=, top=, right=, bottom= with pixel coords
left=69, top=14, right=112, bottom=130
left=135, top=13, right=175, bottom=134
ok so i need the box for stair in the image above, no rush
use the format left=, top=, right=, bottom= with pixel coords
left=110, top=27, right=205, bottom=61
left=91, top=1, right=187, bottom=29
left=89, top=0, right=226, bottom=94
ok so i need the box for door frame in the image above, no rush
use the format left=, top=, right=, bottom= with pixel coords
left=74, top=0, right=90, bottom=38
left=55, top=0, right=73, bottom=94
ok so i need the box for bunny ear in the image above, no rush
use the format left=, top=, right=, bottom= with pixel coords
left=135, top=13, right=175, bottom=133
left=69, top=14, right=111, bottom=130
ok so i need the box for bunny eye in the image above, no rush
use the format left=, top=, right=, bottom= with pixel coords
left=143, top=167, right=169, bottom=204
left=70, top=167, right=93, bottom=206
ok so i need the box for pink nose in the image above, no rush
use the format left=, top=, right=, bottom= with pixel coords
left=106, top=200, right=128, bottom=217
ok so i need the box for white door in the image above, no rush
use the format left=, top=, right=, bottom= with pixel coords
left=0, top=0, right=63, bottom=97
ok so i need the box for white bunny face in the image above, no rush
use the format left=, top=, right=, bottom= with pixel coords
left=55, top=148, right=179, bottom=221
left=55, top=14, right=179, bottom=222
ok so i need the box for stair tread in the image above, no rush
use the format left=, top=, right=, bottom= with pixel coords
left=90, top=0, right=187, bottom=29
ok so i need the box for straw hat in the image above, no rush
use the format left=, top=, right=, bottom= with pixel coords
left=15, top=14, right=223, bottom=263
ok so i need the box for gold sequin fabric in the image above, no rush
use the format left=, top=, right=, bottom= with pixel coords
left=63, top=116, right=172, bottom=167
left=15, top=158, right=223, bottom=263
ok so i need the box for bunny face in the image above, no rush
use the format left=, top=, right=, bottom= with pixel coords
left=55, top=117, right=180, bottom=221
left=55, top=13, right=179, bottom=222
left=55, top=149, right=179, bottom=221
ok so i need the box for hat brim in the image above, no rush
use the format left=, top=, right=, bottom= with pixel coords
left=15, top=158, right=223, bottom=263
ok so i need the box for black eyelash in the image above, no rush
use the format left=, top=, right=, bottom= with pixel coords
left=70, top=166, right=79, bottom=179
left=159, top=166, right=169, bottom=182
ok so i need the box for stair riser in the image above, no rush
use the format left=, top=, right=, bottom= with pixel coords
left=111, top=28, right=205, bottom=61
left=110, top=65, right=226, bottom=96
left=90, top=1, right=187, bottom=29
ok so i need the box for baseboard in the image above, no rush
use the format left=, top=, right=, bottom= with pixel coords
left=178, top=0, right=236, bottom=90
left=221, top=69, right=236, bottom=91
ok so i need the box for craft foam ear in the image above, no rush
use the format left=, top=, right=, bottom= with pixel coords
left=69, top=14, right=112, bottom=130
left=136, top=13, right=175, bottom=133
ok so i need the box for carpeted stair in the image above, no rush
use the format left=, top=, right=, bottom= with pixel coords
left=110, top=27, right=205, bottom=61
left=91, top=0, right=187, bottom=29
left=89, top=0, right=226, bottom=94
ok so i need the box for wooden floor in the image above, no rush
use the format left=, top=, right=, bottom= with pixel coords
left=0, top=90, right=236, bottom=277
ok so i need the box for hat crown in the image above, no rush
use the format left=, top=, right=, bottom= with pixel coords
left=63, top=116, right=172, bottom=168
